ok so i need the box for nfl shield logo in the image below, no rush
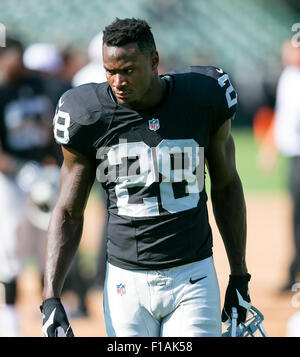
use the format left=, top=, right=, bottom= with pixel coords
left=116, top=283, right=126, bottom=296
left=149, top=118, right=160, bottom=131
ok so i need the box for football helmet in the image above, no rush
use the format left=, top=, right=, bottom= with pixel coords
left=222, top=306, right=267, bottom=337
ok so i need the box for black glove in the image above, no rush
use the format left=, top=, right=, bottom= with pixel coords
left=40, top=298, right=74, bottom=337
left=222, top=273, right=251, bottom=325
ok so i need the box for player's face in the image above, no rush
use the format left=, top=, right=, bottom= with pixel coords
left=103, top=42, right=158, bottom=108
left=0, top=48, right=24, bottom=79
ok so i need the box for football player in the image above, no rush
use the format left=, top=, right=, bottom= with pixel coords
left=41, top=18, right=251, bottom=337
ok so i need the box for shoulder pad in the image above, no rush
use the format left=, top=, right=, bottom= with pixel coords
left=189, top=65, right=238, bottom=119
left=58, top=83, right=105, bottom=125
left=53, top=83, right=108, bottom=154
left=165, top=66, right=238, bottom=133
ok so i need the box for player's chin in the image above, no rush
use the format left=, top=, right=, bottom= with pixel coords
left=115, top=91, right=132, bottom=101
left=116, top=95, right=136, bottom=107
left=116, top=97, right=129, bottom=105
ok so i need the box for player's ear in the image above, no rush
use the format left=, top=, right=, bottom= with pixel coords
left=150, top=50, right=159, bottom=71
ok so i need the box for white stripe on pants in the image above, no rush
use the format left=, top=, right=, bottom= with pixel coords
left=103, top=257, right=221, bottom=337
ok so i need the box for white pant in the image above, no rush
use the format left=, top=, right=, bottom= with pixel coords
left=103, top=257, right=221, bottom=337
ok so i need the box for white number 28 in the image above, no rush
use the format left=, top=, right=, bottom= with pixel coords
left=102, top=139, right=204, bottom=217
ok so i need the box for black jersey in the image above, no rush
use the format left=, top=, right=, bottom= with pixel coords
left=0, top=74, right=57, bottom=163
left=53, top=66, right=237, bottom=270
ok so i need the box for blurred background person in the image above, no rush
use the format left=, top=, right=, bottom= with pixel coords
left=72, top=32, right=106, bottom=87
left=275, top=41, right=300, bottom=293
left=0, top=36, right=93, bottom=335
left=22, top=37, right=109, bottom=317
left=0, top=37, right=61, bottom=336
left=22, top=40, right=99, bottom=319
left=23, top=42, right=72, bottom=107
left=60, top=46, right=88, bottom=85
left=257, top=41, right=300, bottom=294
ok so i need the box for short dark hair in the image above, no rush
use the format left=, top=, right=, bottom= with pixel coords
left=103, top=18, right=156, bottom=54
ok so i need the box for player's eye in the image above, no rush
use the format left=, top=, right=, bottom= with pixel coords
left=106, top=69, right=115, bottom=75
left=125, top=68, right=134, bottom=74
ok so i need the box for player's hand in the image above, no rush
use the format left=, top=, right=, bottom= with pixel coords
left=222, top=274, right=251, bottom=325
left=40, top=298, right=74, bottom=337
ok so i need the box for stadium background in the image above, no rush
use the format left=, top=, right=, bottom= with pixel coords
left=1, top=0, right=300, bottom=337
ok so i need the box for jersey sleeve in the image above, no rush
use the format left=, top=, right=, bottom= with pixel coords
left=52, top=85, right=100, bottom=158
left=182, top=65, right=238, bottom=135
left=211, top=67, right=238, bottom=133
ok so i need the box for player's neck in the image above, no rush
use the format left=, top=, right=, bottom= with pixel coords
left=135, top=75, right=167, bottom=112
left=109, top=75, right=167, bottom=112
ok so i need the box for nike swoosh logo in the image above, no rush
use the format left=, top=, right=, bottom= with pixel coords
left=59, top=97, right=64, bottom=107
left=42, top=308, right=56, bottom=337
left=216, top=68, right=224, bottom=73
left=189, top=276, right=207, bottom=284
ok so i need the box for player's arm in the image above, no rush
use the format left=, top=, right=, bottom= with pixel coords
left=43, top=146, right=96, bottom=298
left=41, top=146, right=96, bottom=336
left=206, top=118, right=251, bottom=324
left=206, top=118, right=247, bottom=275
